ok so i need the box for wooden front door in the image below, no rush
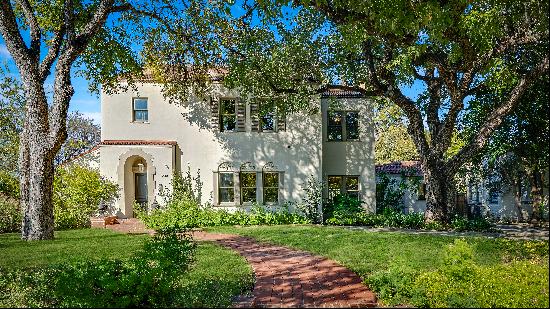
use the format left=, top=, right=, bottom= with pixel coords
left=135, top=173, right=148, bottom=204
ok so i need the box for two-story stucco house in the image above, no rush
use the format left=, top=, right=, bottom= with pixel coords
left=91, top=76, right=375, bottom=218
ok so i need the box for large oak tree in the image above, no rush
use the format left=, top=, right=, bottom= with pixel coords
left=181, top=0, right=548, bottom=222
left=0, top=0, right=219, bottom=240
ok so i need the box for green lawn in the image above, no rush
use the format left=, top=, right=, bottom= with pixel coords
left=208, top=225, right=549, bottom=307
left=0, top=228, right=253, bottom=308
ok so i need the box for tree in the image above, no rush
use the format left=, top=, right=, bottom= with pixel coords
left=55, top=112, right=101, bottom=165
left=0, top=0, right=218, bottom=240
left=374, top=99, right=418, bottom=164
left=174, top=0, right=548, bottom=222
left=465, top=77, right=549, bottom=221
left=0, top=66, right=25, bottom=175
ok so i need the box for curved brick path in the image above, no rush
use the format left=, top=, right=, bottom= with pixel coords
left=193, top=231, right=377, bottom=308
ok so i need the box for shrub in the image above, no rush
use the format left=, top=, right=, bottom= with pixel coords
left=295, top=175, right=324, bottom=223
left=413, top=240, right=549, bottom=308
left=450, top=215, right=496, bottom=232
left=0, top=233, right=195, bottom=308
left=142, top=198, right=310, bottom=232
left=53, top=165, right=118, bottom=230
left=0, top=194, right=21, bottom=233
left=0, top=170, right=19, bottom=198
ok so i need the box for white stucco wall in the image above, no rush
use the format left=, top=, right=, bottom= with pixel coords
left=321, top=97, right=376, bottom=212
left=101, top=82, right=331, bottom=216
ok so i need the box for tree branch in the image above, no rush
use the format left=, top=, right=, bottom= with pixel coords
left=447, top=56, right=549, bottom=174
left=16, top=0, right=41, bottom=58
left=0, top=1, right=32, bottom=71
left=39, top=28, right=65, bottom=81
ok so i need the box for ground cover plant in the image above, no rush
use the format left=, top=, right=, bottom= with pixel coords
left=209, top=225, right=549, bottom=308
left=0, top=228, right=253, bottom=308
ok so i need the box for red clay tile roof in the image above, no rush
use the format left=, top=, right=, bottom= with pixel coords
left=101, top=140, right=177, bottom=146
left=376, top=160, right=423, bottom=177
left=321, top=88, right=363, bottom=98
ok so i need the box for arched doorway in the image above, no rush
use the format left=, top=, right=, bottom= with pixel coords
left=119, top=152, right=155, bottom=218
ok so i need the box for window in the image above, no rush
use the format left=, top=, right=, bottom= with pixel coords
left=263, top=172, right=279, bottom=203
left=489, top=189, right=499, bottom=204
left=133, top=98, right=148, bottom=122
left=328, top=175, right=360, bottom=199
left=218, top=172, right=234, bottom=203
left=240, top=172, right=257, bottom=203
left=261, top=111, right=276, bottom=131
left=327, top=111, right=343, bottom=141
left=327, top=111, right=359, bottom=141
left=418, top=183, right=426, bottom=201
left=220, top=99, right=237, bottom=132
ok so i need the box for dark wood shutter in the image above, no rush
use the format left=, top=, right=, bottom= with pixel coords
left=236, top=99, right=246, bottom=132
left=210, top=97, right=219, bottom=131
left=277, top=111, right=286, bottom=132
left=250, top=102, right=259, bottom=132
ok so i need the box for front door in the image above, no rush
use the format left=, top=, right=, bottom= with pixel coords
left=135, top=173, right=148, bottom=205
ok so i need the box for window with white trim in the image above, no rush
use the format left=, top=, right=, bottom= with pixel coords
left=133, top=98, right=148, bottom=122
left=218, top=172, right=234, bottom=203
left=263, top=172, right=279, bottom=203
left=240, top=172, right=257, bottom=203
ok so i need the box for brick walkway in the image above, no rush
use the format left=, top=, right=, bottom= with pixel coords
left=193, top=231, right=377, bottom=308
left=98, top=219, right=377, bottom=308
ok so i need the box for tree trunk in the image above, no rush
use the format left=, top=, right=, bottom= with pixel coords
left=423, top=160, right=455, bottom=222
left=514, top=179, right=524, bottom=222
left=529, top=167, right=543, bottom=222
left=20, top=83, right=57, bottom=240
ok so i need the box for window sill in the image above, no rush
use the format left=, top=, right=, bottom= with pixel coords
left=325, top=139, right=362, bottom=142
left=131, top=121, right=150, bottom=124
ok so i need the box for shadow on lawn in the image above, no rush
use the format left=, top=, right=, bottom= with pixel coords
left=0, top=233, right=195, bottom=308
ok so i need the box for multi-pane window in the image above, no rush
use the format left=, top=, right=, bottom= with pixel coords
left=263, top=172, right=279, bottom=203
left=328, top=175, right=360, bottom=200
left=133, top=98, right=148, bottom=122
left=220, top=99, right=237, bottom=132
left=240, top=172, right=257, bottom=203
left=327, top=111, right=359, bottom=141
left=261, top=110, right=276, bottom=131
left=218, top=172, right=234, bottom=203
left=327, top=111, right=343, bottom=141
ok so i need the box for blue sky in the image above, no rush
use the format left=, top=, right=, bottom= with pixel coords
left=1, top=40, right=102, bottom=126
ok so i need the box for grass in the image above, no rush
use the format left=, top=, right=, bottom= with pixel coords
left=0, top=228, right=253, bottom=308
left=208, top=224, right=549, bottom=307
left=0, top=229, right=149, bottom=268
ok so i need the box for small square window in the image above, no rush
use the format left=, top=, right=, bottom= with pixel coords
left=261, top=112, right=276, bottom=131
left=133, top=98, right=148, bottom=122
left=328, top=175, right=360, bottom=200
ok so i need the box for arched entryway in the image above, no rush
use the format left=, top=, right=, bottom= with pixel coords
left=118, top=150, right=156, bottom=218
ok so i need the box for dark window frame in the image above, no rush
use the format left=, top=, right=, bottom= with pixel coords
left=327, top=110, right=360, bottom=141
left=219, top=98, right=237, bottom=132
left=327, top=175, right=360, bottom=200
left=262, top=171, right=279, bottom=203
left=218, top=171, right=235, bottom=204
left=240, top=171, right=257, bottom=204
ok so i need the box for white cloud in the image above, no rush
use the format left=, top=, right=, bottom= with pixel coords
left=80, top=111, right=102, bottom=127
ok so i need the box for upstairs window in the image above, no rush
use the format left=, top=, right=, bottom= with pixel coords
left=220, top=99, right=237, bottom=132
left=261, top=110, right=276, bottom=132
left=327, top=111, right=359, bottom=141
left=133, top=98, right=148, bottom=122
